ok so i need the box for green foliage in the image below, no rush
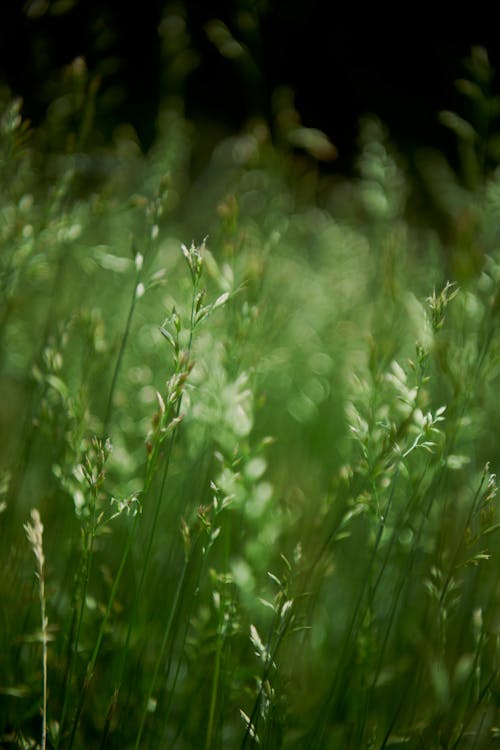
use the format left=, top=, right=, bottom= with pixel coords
left=0, top=50, right=499, bottom=750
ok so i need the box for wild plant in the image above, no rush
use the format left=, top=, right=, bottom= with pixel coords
left=24, top=509, right=48, bottom=750
left=1, top=47, right=499, bottom=750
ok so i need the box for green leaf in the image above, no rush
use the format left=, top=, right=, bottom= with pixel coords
left=439, top=111, right=477, bottom=142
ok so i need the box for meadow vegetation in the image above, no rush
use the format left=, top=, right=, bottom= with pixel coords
left=0, top=45, right=499, bottom=749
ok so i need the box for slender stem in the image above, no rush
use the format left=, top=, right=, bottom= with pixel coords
left=205, top=641, right=222, bottom=750
left=56, top=488, right=98, bottom=747
left=205, top=564, right=228, bottom=750
left=40, top=563, right=47, bottom=750
left=69, top=249, right=202, bottom=746
left=134, top=554, right=190, bottom=750
left=66, top=515, right=138, bottom=750
left=305, top=465, right=400, bottom=750
left=25, top=510, right=48, bottom=750
left=110, top=271, right=201, bottom=733
left=240, top=606, right=293, bottom=750
left=103, top=277, right=138, bottom=436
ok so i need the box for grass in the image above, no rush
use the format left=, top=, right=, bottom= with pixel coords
left=0, top=46, right=499, bottom=749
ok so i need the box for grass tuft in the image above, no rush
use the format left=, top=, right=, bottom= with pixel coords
left=1, top=45, right=499, bottom=750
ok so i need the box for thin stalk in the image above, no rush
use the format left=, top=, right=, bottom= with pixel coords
left=66, top=514, right=138, bottom=750
left=98, top=689, right=119, bottom=750
left=152, top=602, right=194, bottom=749
left=358, top=446, right=463, bottom=747
left=154, top=524, right=215, bottom=744
left=5, top=242, right=69, bottom=523
left=439, top=465, right=490, bottom=608
left=40, top=559, right=48, bottom=750
left=100, top=423, right=179, bottom=743
left=240, top=606, right=294, bottom=750
left=103, top=274, right=138, bottom=436
left=205, top=634, right=223, bottom=750
left=307, top=466, right=400, bottom=749
left=108, top=274, right=200, bottom=733
left=103, top=221, right=160, bottom=437
left=69, top=245, right=203, bottom=746
left=449, top=668, right=498, bottom=750
left=65, top=236, right=161, bottom=745
left=24, top=510, right=47, bottom=750
left=134, top=554, right=190, bottom=750
left=205, top=525, right=230, bottom=750
left=56, top=487, right=99, bottom=747
left=378, top=676, right=411, bottom=750
left=150, top=463, right=223, bottom=749
left=125, top=257, right=199, bottom=625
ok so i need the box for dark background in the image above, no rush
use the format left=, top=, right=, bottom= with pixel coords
left=0, top=0, right=498, bottom=169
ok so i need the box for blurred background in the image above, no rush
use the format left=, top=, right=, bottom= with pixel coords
left=1, top=4, right=500, bottom=748
left=1, top=0, right=498, bottom=172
